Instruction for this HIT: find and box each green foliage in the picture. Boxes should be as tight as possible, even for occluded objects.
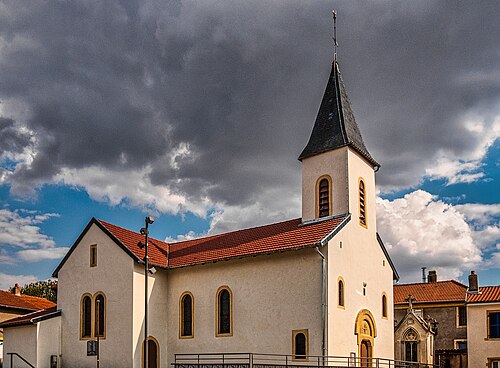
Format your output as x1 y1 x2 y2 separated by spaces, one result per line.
10 280 58 303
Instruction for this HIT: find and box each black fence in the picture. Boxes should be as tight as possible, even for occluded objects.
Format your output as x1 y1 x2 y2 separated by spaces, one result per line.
173 353 438 368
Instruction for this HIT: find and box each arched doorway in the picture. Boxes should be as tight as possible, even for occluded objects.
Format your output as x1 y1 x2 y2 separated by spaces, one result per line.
355 309 377 367
142 336 159 368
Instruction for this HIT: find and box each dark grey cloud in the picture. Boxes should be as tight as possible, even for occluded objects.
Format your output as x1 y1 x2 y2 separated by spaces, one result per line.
0 1 499 208
0 117 31 157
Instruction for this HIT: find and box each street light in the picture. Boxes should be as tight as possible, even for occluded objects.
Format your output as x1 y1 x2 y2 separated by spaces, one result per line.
138 216 154 368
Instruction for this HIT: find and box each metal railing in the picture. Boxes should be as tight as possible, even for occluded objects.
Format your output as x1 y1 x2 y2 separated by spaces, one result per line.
173 352 438 368
6 352 36 368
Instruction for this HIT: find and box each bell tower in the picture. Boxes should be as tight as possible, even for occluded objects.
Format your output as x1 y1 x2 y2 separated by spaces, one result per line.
299 60 379 228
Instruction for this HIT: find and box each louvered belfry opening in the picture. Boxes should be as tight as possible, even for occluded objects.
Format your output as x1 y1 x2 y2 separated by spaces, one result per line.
359 180 366 226
318 178 330 217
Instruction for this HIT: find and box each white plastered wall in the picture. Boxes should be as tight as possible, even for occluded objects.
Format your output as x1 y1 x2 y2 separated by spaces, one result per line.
301 147 349 222
57 223 135 368
165 249 323 365
132 263 169 368
2 325 37 368
467 303 500 368
37 315 61 368
302 148 394 359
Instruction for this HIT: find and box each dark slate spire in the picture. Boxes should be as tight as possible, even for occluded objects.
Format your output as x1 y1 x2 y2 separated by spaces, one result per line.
298 62 379 168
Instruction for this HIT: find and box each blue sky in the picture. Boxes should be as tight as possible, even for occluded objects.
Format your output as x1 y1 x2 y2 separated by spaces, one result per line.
0 1 499 289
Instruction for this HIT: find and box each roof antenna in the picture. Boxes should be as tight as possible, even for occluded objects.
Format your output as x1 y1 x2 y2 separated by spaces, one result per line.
332 10 338 64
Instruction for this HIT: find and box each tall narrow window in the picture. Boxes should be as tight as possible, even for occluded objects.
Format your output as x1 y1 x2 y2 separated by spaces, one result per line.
180 292 194 338
90 244 97 267
216 287 232 336
292 330 308 360
338 279 345 307
457 306 467 327
317 177 331 218
488 311 500 338
382 294 388 318
81 294 92 339
94 293 106 338
359 179 367 227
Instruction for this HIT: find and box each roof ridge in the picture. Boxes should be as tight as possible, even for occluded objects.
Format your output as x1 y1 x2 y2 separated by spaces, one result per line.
395 280 466 287
97 219 169 246
169 217 302 246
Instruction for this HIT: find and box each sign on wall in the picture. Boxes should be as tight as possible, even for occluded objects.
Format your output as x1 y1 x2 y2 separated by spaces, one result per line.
87 340 98 356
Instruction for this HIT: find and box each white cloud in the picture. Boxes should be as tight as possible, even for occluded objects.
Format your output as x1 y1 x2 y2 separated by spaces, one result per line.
455 203 500 225
54 165 211 218
424 115 499 186
0 272 38 290
0 209 68 263
0 209 58 248
377 190 483 282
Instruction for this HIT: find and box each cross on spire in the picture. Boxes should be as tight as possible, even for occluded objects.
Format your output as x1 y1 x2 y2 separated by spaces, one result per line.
332 10 338 63
405 294 416 310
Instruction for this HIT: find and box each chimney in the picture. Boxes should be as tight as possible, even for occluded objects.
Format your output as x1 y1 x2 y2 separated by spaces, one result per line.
468 271 479 293
427 270 437 283
13 283 21 296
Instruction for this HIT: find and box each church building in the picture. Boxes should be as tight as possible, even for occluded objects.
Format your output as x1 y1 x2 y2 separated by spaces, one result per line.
1 57 398 368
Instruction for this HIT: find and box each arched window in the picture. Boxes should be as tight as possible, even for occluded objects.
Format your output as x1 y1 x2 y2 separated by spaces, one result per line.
216 286 232 336
338 279 345 307
180 292 194 338
292 330 308 360
403 329 419 362
359 178 367 227
94 293 106 338
81 294 92 339
316 176 332 218
382 294 388 318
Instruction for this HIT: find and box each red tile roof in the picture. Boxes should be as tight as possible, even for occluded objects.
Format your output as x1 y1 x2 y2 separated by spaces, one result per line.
98 220 169 267
467 285 500 303
0 290 56 311
97 216 347 269
0 306 59 328
394 280 467 305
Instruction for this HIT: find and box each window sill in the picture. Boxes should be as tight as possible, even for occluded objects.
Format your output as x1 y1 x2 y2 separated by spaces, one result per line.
337 305 345 310
179 335 194 339
484 337 500 341
216 332 233 337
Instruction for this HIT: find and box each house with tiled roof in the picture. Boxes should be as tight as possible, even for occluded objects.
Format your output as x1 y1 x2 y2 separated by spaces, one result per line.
0 285 56 367
465 272 500 368
2 51 400 367
394 271 468 366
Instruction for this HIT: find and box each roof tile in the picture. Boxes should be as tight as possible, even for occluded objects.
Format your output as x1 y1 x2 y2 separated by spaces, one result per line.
467 285 500 303
0 290 56 311
394 281 467 305
98 216 347 269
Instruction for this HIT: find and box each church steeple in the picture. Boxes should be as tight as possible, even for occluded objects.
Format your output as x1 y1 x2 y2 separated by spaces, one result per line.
298 61 379 169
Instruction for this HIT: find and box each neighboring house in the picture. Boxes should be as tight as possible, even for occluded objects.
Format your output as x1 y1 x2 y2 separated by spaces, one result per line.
466 272 500 368
0 306 61 368
0 285 56 367
394 272 468 367
2 57 399 367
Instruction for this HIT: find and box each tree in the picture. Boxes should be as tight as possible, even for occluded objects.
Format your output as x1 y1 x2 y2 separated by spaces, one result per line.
10 280 58 303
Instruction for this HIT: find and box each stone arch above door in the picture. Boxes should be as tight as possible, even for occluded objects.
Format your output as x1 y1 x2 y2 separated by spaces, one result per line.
354 309 377 361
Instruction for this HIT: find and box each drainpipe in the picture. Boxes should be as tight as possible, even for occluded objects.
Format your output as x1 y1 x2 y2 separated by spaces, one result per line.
315 247 327 360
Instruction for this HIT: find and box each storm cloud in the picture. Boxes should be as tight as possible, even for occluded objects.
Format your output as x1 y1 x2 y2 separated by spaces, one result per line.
0 0 499 221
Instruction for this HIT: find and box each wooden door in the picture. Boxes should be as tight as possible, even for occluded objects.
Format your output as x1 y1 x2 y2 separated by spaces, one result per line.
360 341 370 367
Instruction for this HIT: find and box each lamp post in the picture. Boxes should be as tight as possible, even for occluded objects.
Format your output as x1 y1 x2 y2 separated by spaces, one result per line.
138 216 154 368
96 299 100 368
